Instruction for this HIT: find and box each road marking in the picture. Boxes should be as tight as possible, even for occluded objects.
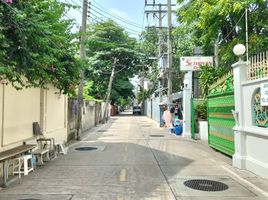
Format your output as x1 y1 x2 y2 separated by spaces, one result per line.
120 169 127 182
221 165 268 197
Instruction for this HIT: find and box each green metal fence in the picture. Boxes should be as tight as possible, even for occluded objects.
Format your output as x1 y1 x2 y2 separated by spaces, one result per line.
207 71 235 156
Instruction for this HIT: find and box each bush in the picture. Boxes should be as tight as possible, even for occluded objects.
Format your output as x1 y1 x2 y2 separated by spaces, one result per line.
196 100 207 120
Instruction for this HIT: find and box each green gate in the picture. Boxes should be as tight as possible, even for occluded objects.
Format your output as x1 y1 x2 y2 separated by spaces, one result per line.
207 71 235 156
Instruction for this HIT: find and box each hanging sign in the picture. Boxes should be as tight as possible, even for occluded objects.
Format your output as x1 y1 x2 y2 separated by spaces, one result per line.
261 82 268 106
180 56 213 71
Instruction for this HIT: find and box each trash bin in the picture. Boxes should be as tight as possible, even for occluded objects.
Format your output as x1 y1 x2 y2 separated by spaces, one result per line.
175 126 183 135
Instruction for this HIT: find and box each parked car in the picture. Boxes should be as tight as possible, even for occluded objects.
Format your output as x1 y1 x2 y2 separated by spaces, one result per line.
133 106 141 115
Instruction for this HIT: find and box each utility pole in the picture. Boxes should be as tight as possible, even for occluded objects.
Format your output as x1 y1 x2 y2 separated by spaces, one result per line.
167 0 173 106
145 1 175 103
145 2 166 102
77 0 88 140
103 58 118 121
158 3 164 103
141 65 145 114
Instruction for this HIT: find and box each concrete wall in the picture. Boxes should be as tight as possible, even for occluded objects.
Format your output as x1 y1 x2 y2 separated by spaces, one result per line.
240 78 268 179
232 61 268 180
67 99 106 141
82 101 96 132
41 87 68 143
0 84 40 151
0 84 68 152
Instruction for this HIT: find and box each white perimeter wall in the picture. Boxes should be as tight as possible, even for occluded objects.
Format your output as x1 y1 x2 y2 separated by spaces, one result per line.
240 78 268 179
0 83 68 152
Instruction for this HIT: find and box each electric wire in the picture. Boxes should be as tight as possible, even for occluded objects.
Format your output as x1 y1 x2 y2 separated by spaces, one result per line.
221 11 246 43
64 0 160 37
89 7 162 36
89 0 142 27
64 0 143 36
89 12 105 23
89 7 143 34
89 3 144 29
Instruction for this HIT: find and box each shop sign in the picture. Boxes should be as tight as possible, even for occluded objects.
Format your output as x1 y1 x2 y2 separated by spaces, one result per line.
180 56 213 71
261 82 268 106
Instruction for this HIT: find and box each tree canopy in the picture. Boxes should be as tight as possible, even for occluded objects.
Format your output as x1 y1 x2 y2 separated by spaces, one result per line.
0 0 82 93
176 0 268 65
85 20 141 104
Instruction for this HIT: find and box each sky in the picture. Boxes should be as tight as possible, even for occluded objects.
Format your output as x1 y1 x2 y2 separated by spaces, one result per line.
64 0 146 37
64 0 178 38
63 0 177 89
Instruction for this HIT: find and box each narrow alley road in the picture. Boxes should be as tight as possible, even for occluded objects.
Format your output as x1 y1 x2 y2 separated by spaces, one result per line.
0 111 268 200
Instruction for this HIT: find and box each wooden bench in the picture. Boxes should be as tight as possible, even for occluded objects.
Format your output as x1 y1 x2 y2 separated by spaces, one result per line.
0 144 36 188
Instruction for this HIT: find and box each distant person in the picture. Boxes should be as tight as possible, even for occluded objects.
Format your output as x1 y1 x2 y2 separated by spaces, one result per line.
174 104 183 120
162 105 172 128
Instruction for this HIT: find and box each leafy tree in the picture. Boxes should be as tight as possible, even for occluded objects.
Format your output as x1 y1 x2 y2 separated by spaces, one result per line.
85 20 141 104
0 0 82 93
118 96 131 109
176 0 268 65
199 65 227 98
138 28 161 96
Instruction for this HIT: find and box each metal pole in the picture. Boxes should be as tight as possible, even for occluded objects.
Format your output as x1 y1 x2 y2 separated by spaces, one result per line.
77 0 88 140
245 8 249 65
141 65 145 114
214 43 219 67
167 0 173 106
158 3 163 103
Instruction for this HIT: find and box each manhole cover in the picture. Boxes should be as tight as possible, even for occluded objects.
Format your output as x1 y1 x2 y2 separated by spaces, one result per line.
184 179 229 192
97 130 107 132
150 135 164 137
75 147 98 151
19 199 40 200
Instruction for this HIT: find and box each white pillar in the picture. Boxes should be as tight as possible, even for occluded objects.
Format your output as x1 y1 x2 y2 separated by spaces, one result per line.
232 61 247 169
183 71 192 136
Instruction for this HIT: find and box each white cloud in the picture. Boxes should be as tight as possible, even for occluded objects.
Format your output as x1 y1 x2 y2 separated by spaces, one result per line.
108 8 132 21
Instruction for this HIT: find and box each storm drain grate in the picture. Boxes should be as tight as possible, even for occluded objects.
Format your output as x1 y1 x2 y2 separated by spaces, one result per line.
150 135 164 137
184 179 229 192
75 147 98 151
19 199 41 200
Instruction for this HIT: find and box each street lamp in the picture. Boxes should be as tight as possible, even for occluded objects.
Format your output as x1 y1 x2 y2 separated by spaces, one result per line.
233 44 246 61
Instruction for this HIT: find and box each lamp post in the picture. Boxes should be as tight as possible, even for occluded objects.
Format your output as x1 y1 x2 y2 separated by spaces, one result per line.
233 44 246 61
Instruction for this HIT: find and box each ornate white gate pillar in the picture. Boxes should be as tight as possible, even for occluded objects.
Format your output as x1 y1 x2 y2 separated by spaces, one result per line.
183 71 192 136
232 57 248 169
